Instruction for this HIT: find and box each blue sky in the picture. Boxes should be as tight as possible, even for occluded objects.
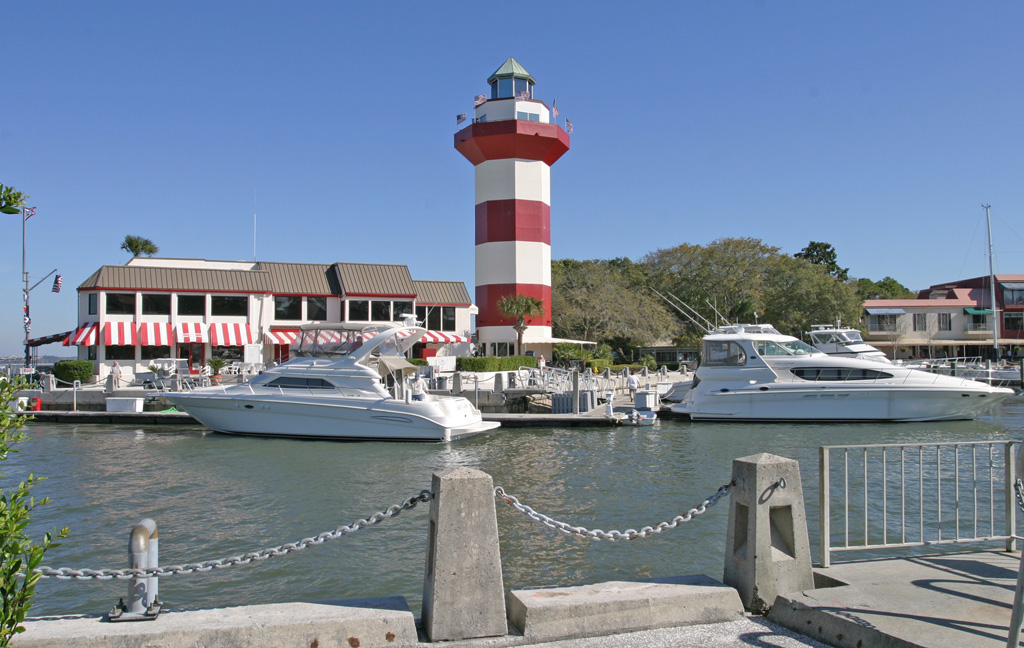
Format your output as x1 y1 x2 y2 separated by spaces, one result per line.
3 2 1024 356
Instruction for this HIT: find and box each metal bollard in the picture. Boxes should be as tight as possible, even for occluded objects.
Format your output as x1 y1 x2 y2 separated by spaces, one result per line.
72 380 80 412
108 518 161 621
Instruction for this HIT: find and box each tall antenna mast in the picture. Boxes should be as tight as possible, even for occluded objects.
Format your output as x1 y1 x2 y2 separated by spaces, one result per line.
982 204 999 359
253 189 258 262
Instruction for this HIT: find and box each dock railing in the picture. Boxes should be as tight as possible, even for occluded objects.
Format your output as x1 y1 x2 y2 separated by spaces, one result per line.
819 440 1021 567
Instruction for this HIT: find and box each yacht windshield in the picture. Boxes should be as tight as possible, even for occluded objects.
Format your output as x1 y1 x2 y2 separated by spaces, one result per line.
837 331 864 343
757 339 818 356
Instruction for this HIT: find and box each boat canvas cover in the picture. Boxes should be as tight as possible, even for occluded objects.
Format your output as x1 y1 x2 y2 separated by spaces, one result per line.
376 355 417 377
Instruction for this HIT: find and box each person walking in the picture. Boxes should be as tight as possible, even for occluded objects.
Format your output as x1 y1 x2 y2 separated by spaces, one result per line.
626 371 640 400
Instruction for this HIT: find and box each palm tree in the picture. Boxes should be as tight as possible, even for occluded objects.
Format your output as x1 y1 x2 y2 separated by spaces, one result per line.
121 235 159 257
497 294 544 356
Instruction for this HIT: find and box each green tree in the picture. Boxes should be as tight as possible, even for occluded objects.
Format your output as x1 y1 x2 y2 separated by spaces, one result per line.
120 235 159 257
0 184 28 215
794 241 849 281
497 294 544 356
551 258 675 353
761 256 862 337
852 276 915 301
1 378 69 646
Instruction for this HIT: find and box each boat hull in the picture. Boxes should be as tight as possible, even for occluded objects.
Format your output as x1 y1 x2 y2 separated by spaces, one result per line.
165 392 499 441
673 385 1014 422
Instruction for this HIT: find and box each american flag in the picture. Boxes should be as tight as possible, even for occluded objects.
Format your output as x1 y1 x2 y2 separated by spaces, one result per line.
517 88 530 101
552 99 559 118
24 206 36 221
52 274 62 293
474 94 486 107
456 113 467 125
565 119 573 133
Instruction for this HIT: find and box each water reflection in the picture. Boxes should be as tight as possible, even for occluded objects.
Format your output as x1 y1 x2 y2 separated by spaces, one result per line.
6 396 1023 617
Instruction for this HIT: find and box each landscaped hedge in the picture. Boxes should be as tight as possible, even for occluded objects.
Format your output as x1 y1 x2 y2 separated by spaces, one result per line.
456 356 538 372
53 360 95 384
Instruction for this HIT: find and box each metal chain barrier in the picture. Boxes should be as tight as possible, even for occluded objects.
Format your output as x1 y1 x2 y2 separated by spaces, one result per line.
1015 479 1024 513
35 489 433 580
494 478 738 541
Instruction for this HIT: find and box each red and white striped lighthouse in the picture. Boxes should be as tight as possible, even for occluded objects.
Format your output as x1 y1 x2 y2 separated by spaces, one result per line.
455 57 570 354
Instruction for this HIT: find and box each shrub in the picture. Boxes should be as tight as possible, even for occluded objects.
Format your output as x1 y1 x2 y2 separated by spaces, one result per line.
456 356 537 372
52 360 94 385
409 358 429 366
1 378 69 645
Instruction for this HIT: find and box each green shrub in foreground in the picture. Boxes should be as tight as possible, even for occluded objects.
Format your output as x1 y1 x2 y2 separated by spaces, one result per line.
1 378 69 646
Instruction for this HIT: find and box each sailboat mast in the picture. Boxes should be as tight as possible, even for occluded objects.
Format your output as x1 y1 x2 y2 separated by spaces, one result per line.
983 204 999 359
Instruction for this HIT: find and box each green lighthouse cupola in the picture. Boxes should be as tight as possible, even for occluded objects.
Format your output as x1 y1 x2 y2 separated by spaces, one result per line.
488 57 536 100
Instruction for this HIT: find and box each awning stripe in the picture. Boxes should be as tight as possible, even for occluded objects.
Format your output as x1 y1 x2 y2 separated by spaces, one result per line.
209 323 256 346
65 322 99 346
103 322 137 346
139 323 173 346
264 329 299 345
176 322 207 344
420 331 471 344
28 330 75 347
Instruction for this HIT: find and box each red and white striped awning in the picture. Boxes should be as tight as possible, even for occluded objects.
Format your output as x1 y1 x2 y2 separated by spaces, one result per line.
103 322 137 346
264 329 299 345
209 323 257 346
176 322 207 344
138 323 174 346
64 322 99 346
420 331 471 344
28 330 75 347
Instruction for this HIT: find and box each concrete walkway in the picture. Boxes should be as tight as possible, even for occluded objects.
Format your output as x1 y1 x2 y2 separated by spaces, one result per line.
770 549 1023 648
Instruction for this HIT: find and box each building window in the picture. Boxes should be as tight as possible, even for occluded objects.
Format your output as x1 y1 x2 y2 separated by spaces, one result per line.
392 301 413 322
275 296 301 320
913 313 927 331
938 312 952 331
141 345 171 361
371 301 391 321
1005 313 1024 332
105 345 135 361
88 293 98 315
515 111 540 122
489 342 512 357
869 315 899 332
418 306 442 330
307 297 327 321
1005 288 1024 306
142 294 171 315
348 300 369 321
441 307 456 331
177 295 205 316
211 345 244 361
212 296 247 317
106 293 136 315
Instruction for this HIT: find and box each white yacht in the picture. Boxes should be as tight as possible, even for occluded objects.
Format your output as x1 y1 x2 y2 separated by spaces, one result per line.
672 324 1015 422
807 323 890 362
165 323 500 441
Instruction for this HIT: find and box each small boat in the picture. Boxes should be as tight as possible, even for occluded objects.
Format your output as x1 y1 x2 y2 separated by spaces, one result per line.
673 324 1015 422
165 323 500 441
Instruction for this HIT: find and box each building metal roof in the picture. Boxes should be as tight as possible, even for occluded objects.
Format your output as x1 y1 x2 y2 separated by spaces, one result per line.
487 57 536 84
79 265 273 293
334 262 415 297
78 259 459 302
260 262 339 295
413 280 472 306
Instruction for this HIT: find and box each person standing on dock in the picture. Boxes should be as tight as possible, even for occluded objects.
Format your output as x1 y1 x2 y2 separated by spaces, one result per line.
626 371 640 400
410 374 427 401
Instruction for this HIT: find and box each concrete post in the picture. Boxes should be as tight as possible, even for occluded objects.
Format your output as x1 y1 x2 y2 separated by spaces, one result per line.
453 372 463 394
493 372 505 394
422 467 506 641
571 371 580 415
723 453 813 614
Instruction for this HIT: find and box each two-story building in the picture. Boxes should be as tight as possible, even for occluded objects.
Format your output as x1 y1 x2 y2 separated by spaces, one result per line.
863 274 1024 360
66 257 475 379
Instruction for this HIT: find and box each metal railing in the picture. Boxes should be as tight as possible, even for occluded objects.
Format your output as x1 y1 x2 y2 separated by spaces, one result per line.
819 440 1020 567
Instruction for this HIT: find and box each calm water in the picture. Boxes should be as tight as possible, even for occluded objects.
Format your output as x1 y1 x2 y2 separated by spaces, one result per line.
8 396 1024 618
